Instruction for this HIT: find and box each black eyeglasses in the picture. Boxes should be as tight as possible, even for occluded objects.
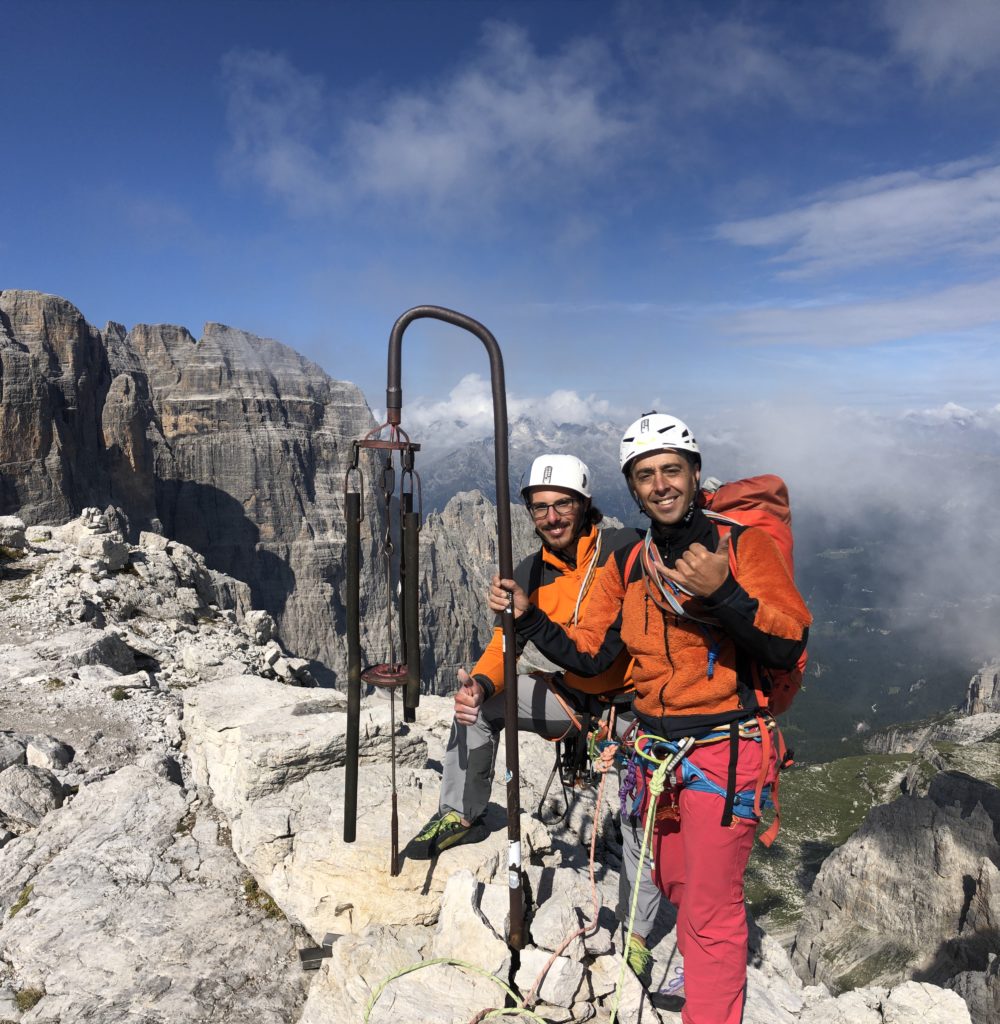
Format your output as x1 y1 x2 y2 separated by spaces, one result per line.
527 497 579 520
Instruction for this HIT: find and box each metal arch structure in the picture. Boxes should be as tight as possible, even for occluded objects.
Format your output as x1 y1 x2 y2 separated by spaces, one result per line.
388 305 523 950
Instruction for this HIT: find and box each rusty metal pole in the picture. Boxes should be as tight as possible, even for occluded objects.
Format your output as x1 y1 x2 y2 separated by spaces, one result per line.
401 495 421 721
343 483 363 843
385 306 523 950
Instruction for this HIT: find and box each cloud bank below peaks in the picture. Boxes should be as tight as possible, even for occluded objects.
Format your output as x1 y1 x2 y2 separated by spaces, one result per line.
386 373 619 448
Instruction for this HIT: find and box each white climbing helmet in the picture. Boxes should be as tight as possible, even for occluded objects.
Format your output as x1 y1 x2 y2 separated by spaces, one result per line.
619 412 700 476
520 454 591 501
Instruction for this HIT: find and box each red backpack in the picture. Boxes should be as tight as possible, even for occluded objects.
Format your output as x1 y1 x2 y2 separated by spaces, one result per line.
700 474 806 716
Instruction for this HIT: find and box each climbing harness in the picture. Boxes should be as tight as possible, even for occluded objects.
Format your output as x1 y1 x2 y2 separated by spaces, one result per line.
609 735 694 1023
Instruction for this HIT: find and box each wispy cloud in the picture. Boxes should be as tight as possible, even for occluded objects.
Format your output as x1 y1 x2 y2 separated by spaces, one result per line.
717 158 1000 276
718 276 1000 347
618 3 883 120
221 24 630 217
882 0 1000 84
221 50 340 214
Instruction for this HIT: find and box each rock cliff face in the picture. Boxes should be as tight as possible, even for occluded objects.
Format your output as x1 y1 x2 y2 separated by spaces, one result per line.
0 291 573 696
791 770 1000 1022
416 490 538 690
965 659 1000 715
1 290 390 684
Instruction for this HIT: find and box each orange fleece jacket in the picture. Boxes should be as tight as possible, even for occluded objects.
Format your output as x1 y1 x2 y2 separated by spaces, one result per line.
472 524 637 697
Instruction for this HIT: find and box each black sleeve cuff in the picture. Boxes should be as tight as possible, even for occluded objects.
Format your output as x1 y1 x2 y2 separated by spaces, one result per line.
473 674 496 700
702 574 740 607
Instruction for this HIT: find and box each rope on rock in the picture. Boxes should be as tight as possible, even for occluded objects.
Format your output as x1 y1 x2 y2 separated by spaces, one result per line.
364 710 628 1023
362 957 546 1024
521 708 616 1010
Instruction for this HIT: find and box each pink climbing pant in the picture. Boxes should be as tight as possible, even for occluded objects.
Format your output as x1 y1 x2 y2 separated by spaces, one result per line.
650 737 777 1024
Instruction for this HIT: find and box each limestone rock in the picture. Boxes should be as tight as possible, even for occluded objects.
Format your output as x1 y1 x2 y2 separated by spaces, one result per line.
0 290 388 688
416 490 547 692
25 735 74 771
0 766 306 1023
965 659 1000 715
514 946 585 1007
184 677 551 940
948 953 1000 1024
242 609 276 644
431 869 511 978
0 764 63 828
0 516 25 550
881 980 972 1022
0 736 26 773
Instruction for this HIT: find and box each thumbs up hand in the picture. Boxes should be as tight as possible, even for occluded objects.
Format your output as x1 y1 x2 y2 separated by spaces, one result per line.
653 531 731 597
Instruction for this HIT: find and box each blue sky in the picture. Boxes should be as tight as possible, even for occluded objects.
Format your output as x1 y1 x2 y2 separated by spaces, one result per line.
4 0 1000 429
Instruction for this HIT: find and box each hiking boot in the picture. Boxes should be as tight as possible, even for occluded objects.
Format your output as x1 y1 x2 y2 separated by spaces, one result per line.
405 810 488 860
626 936 653 986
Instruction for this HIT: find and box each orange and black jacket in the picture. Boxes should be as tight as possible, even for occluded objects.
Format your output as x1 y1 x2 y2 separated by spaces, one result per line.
513 510 811 739
473 523 640 698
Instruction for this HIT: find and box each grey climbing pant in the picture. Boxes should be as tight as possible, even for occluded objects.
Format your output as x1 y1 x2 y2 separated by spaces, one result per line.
439 671 661 941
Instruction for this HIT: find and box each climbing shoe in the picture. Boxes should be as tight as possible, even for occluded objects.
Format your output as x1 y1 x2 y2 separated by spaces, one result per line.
405 810 488 860
626 936 653 986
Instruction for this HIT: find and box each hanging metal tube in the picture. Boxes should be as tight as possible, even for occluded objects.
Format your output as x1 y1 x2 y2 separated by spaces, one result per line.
343 488 363 843
385 305 523 950
401 501 421 721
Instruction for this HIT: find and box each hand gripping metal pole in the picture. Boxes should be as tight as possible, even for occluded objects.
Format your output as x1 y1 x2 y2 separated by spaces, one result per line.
386 305 524 950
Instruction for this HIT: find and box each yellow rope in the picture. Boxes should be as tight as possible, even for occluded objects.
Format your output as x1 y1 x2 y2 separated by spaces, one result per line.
362 957 547 1024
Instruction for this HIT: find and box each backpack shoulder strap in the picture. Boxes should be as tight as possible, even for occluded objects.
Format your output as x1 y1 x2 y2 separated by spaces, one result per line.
704 512 746 576
621 540 643 584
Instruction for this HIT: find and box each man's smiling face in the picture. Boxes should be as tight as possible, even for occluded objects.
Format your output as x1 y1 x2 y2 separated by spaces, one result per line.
525 486 584 552
629 450 700 526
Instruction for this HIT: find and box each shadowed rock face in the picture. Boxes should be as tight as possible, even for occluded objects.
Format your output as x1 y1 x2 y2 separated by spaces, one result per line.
0 290 388 683
791 770 1000 1016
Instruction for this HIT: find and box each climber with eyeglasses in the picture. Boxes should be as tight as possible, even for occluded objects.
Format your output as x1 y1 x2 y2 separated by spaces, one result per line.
407 452 665 981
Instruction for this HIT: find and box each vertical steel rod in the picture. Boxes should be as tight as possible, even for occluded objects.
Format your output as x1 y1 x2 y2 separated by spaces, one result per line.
390 688 399 875
385 305 523 950
402 503 421 720
343 490 362 843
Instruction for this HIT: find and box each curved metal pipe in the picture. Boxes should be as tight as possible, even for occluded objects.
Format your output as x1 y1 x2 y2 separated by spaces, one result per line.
386 305 523 950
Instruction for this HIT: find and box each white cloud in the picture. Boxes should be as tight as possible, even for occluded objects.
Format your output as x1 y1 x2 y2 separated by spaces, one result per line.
221 25 630 216
883 0 1000 84
393 373 618 443
346 23 629 206
718 275 1000 347
717 159 1000 276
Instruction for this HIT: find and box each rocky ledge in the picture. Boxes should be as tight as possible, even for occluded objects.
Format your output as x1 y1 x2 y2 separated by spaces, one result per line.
0 514 978 1023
